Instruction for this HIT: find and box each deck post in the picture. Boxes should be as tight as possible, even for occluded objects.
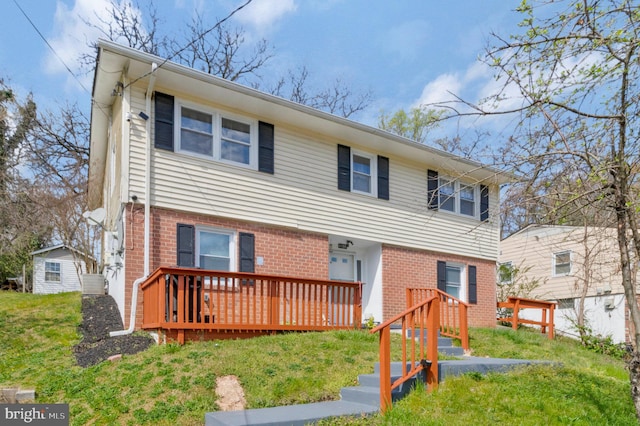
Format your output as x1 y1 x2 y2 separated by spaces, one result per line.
426 296 439 391
512 299 520 331
379 327 392 413
459 302 469 350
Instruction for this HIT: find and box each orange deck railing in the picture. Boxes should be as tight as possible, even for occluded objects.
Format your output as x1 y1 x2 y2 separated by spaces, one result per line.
140 267 362 343
406 288 469 350
370 295 439 413
497 296 556 339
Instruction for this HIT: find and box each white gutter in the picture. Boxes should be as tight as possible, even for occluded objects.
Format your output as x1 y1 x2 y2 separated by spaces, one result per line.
111 62 157 337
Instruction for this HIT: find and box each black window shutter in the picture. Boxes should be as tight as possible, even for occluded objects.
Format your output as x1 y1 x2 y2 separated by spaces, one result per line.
337 144 351 191
258 121 275 174
377 155 389 200
176 224 194 267
480 185 489 221
239 232 255 273
155 92 174 151
437 260 447 292
427 169 439 210
468 265 477 304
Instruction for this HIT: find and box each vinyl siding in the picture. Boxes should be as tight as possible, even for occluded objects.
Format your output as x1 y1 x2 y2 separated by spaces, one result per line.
105 95 123 228
32 248 85 294
128 86 147 203
500 226 624 300
126 87 500 261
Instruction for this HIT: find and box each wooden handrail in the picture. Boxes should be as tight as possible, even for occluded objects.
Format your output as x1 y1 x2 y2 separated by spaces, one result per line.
370 296 439 413
140 267 363 343
497 296 556 339
406 288 469 350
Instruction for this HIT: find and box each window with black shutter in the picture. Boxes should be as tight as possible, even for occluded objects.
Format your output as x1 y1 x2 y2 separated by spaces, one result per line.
176 224 195 267
153 91 274 173
337 144 389 199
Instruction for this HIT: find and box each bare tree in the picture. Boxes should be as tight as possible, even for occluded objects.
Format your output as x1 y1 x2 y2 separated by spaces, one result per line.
268 66 372 118
81 0 371 118
437 0 640 417
0 80 51 283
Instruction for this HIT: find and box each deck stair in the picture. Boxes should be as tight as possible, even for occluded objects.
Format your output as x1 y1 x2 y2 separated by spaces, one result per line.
205 336 541 426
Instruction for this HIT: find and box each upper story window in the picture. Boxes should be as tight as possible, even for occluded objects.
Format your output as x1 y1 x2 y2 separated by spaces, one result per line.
337 145 389 200
553 251 572 276
427 169 489 221
438 176 479 218
154 92 275 174
176 102 257 167
352 151 376 195
45 261 61 282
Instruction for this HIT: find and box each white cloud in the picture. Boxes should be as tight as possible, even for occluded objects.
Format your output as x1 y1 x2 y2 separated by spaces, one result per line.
234 0 297 32
45 0 145 92
413 73 464 108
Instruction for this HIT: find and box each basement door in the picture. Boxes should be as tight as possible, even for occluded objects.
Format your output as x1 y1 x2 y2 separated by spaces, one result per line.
329 253 355 325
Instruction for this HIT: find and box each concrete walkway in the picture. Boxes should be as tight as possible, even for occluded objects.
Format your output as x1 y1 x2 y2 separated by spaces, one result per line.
205 337 546 426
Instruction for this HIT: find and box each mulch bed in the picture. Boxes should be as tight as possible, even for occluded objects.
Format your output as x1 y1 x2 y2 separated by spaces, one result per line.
73 295 154 368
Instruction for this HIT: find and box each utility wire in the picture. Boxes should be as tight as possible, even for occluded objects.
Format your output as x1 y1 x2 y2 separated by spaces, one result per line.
12 0 91 95
123 0 254 89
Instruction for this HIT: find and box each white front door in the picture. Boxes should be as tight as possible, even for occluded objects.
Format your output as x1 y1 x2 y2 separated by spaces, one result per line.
329 253 355 281
329 253 355 325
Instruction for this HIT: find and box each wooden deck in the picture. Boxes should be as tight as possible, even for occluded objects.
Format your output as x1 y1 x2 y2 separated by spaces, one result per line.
140 267 363 343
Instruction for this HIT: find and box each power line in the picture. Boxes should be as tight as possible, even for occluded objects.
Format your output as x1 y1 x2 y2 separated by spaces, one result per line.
124 0 254 90
12 0 91 95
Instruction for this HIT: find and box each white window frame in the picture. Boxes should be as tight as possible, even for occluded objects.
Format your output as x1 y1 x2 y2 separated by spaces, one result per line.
351 149 378 196
195 227 236 271
553 251 572 277
498 261 514 285
175 99 258 169
557 298 574 310
45 261 61 282
445 263 466 302
438 176 479 218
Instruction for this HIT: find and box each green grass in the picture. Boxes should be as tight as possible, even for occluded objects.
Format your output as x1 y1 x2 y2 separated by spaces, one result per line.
1 293 636 425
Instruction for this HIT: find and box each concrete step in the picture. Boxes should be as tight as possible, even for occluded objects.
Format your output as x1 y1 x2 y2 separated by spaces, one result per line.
205 400 378 426
439 357 548 381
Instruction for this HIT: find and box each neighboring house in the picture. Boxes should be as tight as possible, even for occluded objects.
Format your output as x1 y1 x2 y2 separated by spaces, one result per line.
31 245 87 294
499 225 628 343
88 40 513 332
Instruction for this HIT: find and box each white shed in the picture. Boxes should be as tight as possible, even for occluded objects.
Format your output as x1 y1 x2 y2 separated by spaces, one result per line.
31 245 87 294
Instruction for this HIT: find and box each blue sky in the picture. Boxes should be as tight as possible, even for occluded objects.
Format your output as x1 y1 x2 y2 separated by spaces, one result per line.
0 0 522 144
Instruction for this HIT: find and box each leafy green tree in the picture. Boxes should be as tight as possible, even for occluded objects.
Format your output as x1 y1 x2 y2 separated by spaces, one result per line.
378 107 442 144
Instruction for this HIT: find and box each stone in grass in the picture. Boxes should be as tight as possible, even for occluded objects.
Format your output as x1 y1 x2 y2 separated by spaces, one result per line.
2 388 18 403
15 390 35 403
108 354 123 362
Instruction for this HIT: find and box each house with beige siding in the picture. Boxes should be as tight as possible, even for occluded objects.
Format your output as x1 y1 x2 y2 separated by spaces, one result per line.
88 40 512 334
499 225 629 343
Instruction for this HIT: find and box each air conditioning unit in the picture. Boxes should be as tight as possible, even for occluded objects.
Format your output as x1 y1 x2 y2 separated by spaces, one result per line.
604 297 615 310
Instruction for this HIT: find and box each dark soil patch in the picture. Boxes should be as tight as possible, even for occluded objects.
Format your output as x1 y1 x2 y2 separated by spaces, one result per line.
73 295 154 367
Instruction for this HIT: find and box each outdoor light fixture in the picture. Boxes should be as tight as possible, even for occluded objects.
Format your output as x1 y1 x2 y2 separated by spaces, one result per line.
337 240 354 250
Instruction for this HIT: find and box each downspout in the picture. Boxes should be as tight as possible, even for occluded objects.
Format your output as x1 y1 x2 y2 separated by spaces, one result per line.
111 62 158 337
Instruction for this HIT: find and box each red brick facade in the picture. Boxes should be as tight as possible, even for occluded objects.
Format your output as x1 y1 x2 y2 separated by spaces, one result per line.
381 245 497 327
122 205 497 329
123 205 328 328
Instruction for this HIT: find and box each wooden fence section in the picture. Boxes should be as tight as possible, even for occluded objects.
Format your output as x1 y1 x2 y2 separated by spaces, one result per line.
497 296 556 339
141 267 362 343
406 288 469 350
370 295 439 413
